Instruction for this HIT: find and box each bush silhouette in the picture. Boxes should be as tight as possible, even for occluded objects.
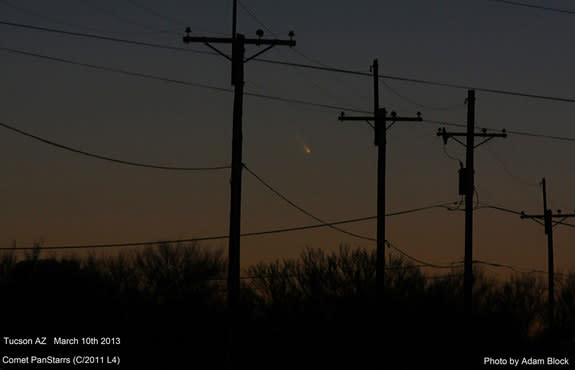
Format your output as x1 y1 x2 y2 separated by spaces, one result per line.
1 243 573 369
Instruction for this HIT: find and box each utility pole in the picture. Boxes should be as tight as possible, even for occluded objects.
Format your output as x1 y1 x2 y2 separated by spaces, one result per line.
437 90 506 317
183 22 294 313
339 59 422 304
183 7 295 368
520 178 575 331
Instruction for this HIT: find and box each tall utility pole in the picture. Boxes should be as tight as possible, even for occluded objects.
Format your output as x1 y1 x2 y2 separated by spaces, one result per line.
339 59 422 303
437 90 506 317
183 23 294 313
183 8 295 368
521 178 575 330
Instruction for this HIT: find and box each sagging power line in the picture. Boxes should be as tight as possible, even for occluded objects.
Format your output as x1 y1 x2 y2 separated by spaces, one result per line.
0 201 461 251
0 120 230 171
488 0 575 15
2 20 575 104
4 47 575 144
244 164 375 242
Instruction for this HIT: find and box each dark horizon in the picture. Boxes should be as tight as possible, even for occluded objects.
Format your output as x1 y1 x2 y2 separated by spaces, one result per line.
1 243 573 369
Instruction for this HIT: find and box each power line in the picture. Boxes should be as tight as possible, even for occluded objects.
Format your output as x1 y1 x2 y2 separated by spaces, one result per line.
0 47 368 114
478 203 575 229
5 46 575 144
503 129 575 143
473 259 549 275
0 120 230 171
5 44 575 145
484 145 539 188
488 0 575 15
0 201 463 251
243 164 376 242
0 20 209 54
80 1 179 35
124 0 187 25
254 59 575 104
424 119 575 143
0 0 131 35
2 20 575 104
236 0 369 113
379 78 465 111
237 0 273 35
0 216 380 251
244 163 460 242
386 240 460 269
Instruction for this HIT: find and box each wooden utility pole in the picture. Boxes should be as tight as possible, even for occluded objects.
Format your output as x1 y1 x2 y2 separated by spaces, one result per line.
437 90 506 317
521 178 575 330
183 24 294 313
339 59 422 304
183 8 295 367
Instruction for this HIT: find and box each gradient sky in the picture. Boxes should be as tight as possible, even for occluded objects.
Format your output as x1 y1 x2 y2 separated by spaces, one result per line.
1 0 575 274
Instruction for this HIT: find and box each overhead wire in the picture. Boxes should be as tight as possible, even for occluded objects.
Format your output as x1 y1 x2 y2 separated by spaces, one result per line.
6 46 575 145
423 118 575 143
244 163 462 242
252 59 575 104
1 201 566 277
2 20 575 104
121 0 229 36
124 0 187 25
379 78 466 111
243 164 376 242
473 260 548 275
0 216 376 251
235 0 467 112
0 0 136 35
236 0 368 113
0 47 368 114
488 0 575 15
0 201 463 252
0 20 210 54
478 203 575 229
0 120 230 171
484 145 540 188
80 1 180 35
386 240 461 269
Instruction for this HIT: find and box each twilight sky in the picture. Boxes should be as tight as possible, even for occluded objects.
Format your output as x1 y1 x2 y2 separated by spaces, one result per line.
1 0 575 274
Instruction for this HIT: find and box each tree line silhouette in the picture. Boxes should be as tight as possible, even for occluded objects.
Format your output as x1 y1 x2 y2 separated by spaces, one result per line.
0 243 573 369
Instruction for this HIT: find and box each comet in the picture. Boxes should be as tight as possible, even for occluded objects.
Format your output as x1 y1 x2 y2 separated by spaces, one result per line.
295 135 311 155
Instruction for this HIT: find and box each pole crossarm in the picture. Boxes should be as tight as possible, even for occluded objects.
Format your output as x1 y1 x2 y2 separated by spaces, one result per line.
521 212 575 219
437 128 507 146
340 109 422 146
338 113 374 121
519 211 575 218
339 111 422 122
182 35 295 47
